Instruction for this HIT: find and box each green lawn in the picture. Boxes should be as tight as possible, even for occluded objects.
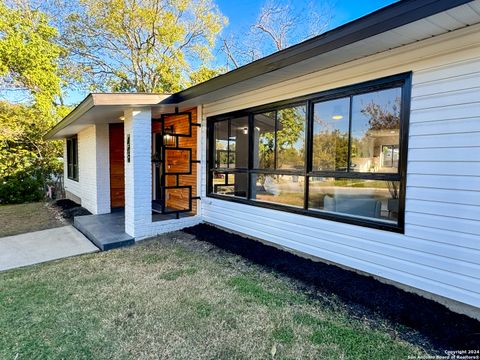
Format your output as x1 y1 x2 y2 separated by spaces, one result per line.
0 231 427 359
0 202 65 237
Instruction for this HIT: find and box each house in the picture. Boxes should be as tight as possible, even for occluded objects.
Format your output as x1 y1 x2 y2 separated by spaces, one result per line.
46 0 480 320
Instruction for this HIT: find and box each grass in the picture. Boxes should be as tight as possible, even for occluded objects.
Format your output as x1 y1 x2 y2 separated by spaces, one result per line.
0 231 427 359
0 202 65 237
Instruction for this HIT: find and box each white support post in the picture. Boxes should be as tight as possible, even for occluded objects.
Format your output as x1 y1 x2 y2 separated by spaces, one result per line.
124 107 152 238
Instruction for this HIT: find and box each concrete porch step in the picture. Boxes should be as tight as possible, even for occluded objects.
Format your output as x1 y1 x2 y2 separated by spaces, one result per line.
73 212 134 251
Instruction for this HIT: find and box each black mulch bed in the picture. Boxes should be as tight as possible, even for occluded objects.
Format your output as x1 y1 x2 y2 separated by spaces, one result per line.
53 199 91 222
184 223 480 351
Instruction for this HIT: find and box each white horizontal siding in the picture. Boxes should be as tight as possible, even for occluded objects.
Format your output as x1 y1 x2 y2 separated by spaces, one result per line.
198 25 480 311
408 162 480 176
407 174 480 191
410 118 480 135
408 148 479 162
203 200 480 307
410 102 480 123
409 133 480 149
406 212 480 236
407 187 480 206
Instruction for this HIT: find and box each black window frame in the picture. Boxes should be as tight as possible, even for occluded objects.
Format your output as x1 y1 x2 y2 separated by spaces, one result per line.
207 73 411 233
67 135 79 181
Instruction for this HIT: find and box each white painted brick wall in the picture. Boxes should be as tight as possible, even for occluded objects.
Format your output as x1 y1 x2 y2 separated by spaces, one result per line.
124 108 153 237
63 124 110 214
123 107 203 238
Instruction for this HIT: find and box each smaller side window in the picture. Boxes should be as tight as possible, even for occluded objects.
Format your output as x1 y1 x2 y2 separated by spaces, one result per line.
67 136 78 181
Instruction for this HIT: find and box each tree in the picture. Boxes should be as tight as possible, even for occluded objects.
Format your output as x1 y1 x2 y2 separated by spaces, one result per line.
257 107 306 169
62 0 227 93
189 65 223 86
0 102 63 203
0 2 66 203
221 0 331 69
362 97 401 131
0 1 64 112
312 130 349 171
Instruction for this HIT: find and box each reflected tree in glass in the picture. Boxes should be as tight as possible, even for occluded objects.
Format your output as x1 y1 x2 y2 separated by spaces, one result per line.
255 112 276 169
351 88 401 173
276 106 306 170
312 97 350 171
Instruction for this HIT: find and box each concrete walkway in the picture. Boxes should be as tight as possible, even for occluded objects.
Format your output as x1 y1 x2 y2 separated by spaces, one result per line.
0 226 99 272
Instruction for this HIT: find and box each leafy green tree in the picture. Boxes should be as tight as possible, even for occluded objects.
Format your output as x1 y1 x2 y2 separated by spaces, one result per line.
189 66 223 86
0 2 64 112
276 107 305 168
63 0 227 93
257 107 306 169
0 102 63 203
0 3 66 203
312 130 349 171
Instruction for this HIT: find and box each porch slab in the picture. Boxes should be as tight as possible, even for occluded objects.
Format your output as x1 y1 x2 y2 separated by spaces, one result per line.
74 211 134 251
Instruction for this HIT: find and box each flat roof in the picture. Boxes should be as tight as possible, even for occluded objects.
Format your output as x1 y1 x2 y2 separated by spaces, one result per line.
45 93 170 139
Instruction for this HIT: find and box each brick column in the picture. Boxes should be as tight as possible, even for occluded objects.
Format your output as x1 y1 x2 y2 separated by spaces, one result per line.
124 108 152 237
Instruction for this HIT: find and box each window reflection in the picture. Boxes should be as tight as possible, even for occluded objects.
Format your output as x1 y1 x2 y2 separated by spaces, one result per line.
212 172 248 197
251 174 304 207
351 88 401 173
214 121 228 168
254 112 275 169
276 106 306 170
308 178 399 223
209 77 406 230
229 116 249 168
253 106 306 170
312 98 350 171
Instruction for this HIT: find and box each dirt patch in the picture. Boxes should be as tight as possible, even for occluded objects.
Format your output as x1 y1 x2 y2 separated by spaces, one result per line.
184 223 480 351
0 202 66 237
52 199 91 222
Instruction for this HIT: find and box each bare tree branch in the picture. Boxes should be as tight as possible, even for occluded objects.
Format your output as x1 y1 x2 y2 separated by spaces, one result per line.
221 0 332 68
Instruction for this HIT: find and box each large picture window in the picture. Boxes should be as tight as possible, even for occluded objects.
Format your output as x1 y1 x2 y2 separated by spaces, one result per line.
208 74 410 232
67 135 78 181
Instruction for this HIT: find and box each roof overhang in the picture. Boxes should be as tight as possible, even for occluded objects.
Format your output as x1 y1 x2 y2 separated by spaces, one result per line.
45 93 170 139
165 0 479 107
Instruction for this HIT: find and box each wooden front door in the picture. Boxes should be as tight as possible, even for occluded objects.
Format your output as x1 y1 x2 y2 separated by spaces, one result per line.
151 108 198 216
109 124 125 208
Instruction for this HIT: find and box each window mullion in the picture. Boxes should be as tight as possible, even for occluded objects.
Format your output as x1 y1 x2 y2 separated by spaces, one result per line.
274 110 278 170
304 100 313 210
247 113 253 199
227 119 231 169
346 95 353 175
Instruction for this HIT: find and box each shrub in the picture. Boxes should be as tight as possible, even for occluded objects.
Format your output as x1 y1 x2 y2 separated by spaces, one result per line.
0 168 47 204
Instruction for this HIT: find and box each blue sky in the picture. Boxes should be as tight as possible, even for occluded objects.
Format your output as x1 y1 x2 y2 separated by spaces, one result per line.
2 0 398 106
216 0 398 36
74 0 398 105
